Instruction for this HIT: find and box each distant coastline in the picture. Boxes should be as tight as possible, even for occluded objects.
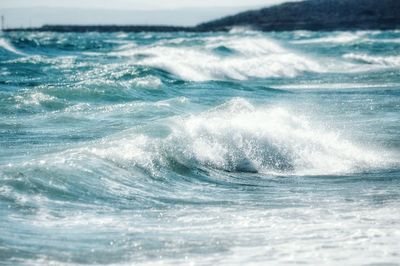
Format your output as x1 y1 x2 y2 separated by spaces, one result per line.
3 0 400 32
3 25 194 33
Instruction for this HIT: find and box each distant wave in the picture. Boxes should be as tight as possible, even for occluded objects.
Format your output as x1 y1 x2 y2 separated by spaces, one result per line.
110 35 324 81
14 92 58 107
343 53 400 67
131 76 162 89
274 82 400 90
7 31 399 83
0 38 26 56
292 32 364 44
292 31 400 45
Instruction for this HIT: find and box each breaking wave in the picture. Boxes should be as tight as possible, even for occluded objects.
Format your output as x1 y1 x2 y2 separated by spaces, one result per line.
111 35 324 81
9 99 393 180
292 32 365 44
2 30 400 266
91 99 391 175
343 53 400 67
0 37 26 56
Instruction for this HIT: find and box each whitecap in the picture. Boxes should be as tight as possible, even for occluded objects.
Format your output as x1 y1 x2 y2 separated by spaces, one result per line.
292 32 364 44
131 76 162 89
14 92 58 107
0 38 26 56
108 35 324 81
87 98 394 176
137 45 323 81
343 53 400 67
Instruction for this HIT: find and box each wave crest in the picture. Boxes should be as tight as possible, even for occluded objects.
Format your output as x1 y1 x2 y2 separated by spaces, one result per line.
0 38 26 56
112 35 323 81
88 99 390 176
343 53 400 67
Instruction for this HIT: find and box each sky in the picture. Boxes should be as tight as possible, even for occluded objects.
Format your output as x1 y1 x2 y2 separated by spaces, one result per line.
1 0 291 10
0 0 295 28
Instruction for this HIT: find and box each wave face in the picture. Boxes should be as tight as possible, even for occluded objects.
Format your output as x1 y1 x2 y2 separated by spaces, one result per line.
0 37 26 56
121 35 324 81
1 30 400 265
86 98 391 176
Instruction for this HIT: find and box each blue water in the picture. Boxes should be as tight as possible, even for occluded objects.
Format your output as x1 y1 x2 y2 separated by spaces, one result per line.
1 29 400 265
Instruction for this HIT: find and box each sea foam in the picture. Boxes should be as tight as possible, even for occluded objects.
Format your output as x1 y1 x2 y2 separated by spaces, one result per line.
111 35 323 81
0 38 26 56
85 99 392 176
343 53 400 67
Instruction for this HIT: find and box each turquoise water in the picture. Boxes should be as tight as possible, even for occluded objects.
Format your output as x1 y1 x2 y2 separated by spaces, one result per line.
1 30 400 265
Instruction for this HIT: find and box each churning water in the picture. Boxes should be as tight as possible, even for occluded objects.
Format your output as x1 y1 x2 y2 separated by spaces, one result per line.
1 29 400 265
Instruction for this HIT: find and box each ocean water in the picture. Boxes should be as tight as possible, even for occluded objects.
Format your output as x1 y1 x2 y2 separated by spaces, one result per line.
0 29 400 265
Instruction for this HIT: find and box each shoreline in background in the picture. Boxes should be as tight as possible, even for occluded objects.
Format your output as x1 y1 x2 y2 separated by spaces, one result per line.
3 23 400 33
3 25 195 33
3 0 400 33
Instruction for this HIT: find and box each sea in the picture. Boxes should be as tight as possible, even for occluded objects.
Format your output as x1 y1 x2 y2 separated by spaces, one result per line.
0 29 400 265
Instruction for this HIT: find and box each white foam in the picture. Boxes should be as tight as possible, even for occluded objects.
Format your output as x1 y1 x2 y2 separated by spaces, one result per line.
14 92 58 107
131 76 162 89
141 47 321 81
372 38 400 44
228 26 257 34
274 82 399 90
292 32 364 44
89 98 393 176
343 53 400 67
6 55 77 69
110 35 324 81
0 38 26 56
169 99 387 175
115 42 137 51
205 35 285 55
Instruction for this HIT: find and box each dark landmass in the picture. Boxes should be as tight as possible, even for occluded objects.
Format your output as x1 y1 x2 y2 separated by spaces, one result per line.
197 0 400 31
4 0 400 32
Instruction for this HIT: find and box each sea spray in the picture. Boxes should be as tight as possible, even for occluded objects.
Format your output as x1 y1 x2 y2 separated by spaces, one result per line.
0 30 400 265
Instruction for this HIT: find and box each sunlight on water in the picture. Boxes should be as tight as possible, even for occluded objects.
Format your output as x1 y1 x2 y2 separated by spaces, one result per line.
0 30 400 265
